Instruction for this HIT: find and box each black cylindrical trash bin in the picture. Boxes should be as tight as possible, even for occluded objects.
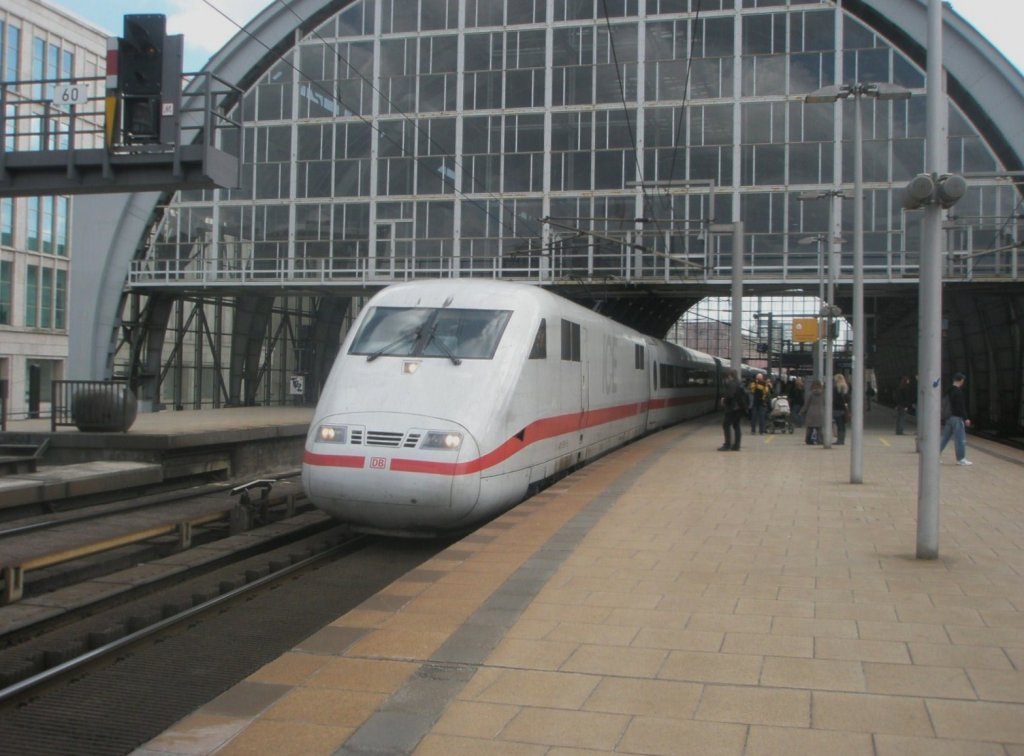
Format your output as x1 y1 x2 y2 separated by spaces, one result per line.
72 384 138 432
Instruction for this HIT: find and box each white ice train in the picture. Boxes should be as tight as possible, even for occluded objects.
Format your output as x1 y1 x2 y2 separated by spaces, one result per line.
302 279 727 536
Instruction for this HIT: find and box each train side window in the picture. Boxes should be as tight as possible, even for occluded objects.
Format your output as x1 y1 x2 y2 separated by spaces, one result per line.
529 318 547 359
652 361 658 390
635 343 644 369
560 319 580 362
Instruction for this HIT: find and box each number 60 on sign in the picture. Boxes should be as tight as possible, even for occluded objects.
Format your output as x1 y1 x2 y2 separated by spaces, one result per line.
52 83 91 108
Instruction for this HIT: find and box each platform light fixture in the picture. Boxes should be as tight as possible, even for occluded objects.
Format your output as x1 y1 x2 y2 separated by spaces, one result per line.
903 172 967 210
797 235 828 383
752 311 775 378
916 0 967 560
709 222 746 376
796 189 847 449
805 81 911 483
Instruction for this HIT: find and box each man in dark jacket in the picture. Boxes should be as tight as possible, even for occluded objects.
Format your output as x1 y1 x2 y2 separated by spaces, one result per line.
719 369 746 451
939 372 972 465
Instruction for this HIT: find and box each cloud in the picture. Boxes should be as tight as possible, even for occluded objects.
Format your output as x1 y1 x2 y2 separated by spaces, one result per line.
165 0 263 56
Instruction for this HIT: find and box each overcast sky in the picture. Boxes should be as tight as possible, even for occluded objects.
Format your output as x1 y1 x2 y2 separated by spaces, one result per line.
50 0 1024 77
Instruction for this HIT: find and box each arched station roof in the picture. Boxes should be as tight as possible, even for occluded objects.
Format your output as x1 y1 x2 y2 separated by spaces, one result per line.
69 0 1024 379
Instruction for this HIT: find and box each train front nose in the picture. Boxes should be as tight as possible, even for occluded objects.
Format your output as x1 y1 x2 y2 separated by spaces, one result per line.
302 413 482 532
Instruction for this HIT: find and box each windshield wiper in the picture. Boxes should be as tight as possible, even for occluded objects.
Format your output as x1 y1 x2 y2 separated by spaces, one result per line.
424 326 462 365
366 328 420 362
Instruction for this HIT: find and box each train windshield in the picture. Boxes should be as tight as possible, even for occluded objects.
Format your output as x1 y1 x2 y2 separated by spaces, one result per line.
350 307 512 360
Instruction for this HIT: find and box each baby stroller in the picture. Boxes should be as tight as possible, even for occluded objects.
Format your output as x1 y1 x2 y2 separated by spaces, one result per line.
767 396 794 434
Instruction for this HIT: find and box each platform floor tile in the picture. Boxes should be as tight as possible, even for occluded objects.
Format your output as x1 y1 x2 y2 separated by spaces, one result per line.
135 413 1024 755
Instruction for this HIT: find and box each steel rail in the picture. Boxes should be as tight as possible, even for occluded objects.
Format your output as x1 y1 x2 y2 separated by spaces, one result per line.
0 531 368 706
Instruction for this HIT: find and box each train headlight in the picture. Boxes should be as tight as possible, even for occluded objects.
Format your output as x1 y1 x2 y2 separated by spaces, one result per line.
421 431 463 450
317 424 348 443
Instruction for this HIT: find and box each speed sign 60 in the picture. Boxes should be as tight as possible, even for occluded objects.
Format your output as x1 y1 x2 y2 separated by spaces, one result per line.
52 83 91 108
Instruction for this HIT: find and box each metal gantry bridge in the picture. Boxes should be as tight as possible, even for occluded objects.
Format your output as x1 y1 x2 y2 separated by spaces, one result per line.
123 222 1021 292
0 71 240 198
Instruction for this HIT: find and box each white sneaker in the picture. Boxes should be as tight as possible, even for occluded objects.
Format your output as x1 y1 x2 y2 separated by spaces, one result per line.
956 459 973 466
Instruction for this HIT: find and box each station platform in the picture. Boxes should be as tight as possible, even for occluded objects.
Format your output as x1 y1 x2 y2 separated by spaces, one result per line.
136 409 1024 755
0 407 314 506
0 405 314 449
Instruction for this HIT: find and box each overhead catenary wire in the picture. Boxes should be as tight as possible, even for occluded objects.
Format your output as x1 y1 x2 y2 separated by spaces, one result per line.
599 0 653 224
193 1 1022 283
199 0 533 247
591 0 706 259
663 0 703 197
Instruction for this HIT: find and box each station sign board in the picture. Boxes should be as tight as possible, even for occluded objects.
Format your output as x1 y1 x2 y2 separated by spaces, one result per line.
791 317 819 342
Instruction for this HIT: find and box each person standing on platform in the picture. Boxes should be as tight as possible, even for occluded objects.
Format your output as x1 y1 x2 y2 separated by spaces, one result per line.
800 379 826 445
940 372 973 466
718 369 746 451
748 373 770 434
833 373 850 445
895 375 913 435
787 377 805 426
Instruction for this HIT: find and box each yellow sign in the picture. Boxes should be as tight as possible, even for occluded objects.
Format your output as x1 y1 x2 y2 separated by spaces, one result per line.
791 317 819 342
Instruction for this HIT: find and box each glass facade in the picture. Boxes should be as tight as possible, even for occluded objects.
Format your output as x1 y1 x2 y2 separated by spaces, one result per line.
115 0 1024 412
3 22 22 83
0 0 120 419
137 0 1020 289
0 260 11 325
0 197 12 246
671 293 851 372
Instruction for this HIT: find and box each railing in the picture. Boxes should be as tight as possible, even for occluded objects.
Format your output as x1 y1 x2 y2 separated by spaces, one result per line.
0 76 106 157
126 236 1022 289
0 71 242 195
128 251 910 287
0 71 242 154
51 380 135 433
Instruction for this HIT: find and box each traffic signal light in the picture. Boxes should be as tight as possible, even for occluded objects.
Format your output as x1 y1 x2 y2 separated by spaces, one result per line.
119 15 165 143
120 15 165 96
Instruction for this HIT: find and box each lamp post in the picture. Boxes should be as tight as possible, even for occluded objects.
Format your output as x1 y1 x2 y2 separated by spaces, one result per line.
797 234 827 381
793 230 836 449
903 0 965 559
798 189 845 448
820 301 842 449
753 311 774 378
806 82 911 483
796 229 845 383
710 222 745 376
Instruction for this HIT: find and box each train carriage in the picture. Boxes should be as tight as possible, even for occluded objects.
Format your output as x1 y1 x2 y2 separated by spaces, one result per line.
302 279 722 536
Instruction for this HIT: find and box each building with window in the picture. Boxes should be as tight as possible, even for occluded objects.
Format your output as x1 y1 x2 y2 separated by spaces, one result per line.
0 0 105 419
71 0 1024 431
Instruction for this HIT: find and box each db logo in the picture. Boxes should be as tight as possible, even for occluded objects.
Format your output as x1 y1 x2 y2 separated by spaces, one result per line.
370 457 387 469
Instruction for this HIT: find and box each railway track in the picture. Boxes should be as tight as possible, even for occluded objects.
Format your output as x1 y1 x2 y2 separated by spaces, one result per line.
0 533 453 755
0 460 456 756
0 478 234 533
1 471 306 604
0 525 364 703
0 471 337 693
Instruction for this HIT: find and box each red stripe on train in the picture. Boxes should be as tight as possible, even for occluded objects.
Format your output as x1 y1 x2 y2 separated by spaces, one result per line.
302 451 365 468
308 393 714 476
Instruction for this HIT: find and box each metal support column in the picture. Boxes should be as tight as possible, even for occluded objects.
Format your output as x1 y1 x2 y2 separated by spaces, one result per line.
917 0 946 559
